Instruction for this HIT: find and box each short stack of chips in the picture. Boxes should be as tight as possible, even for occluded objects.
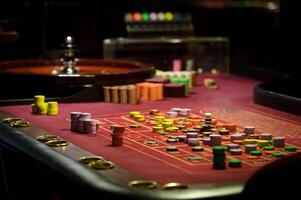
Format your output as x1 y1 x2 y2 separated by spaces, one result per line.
156 70 197 87
228 159 242 168
31 95 59 116
70 112 100 134
47 101 59 116
103 84 137 104
212 146 227 170
170 77 190 96
111 125 125 146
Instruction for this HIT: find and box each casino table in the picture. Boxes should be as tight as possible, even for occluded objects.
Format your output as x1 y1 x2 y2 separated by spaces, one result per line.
1 73 301 200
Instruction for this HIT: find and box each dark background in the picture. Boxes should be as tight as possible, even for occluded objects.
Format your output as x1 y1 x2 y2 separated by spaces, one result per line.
0 0 298 79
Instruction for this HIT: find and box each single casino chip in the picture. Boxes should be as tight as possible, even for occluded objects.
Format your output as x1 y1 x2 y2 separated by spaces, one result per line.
128 180 158 189
229 149 243 156
229 159 242 168
188 156 202 161
271 152 285 157
166 138 179 143
129 124 140 128
79 156 104 164
166 127 179 133
145 140 159 146
285 146 298 152
257 140 269 148
152 126 163 133
249 150 263 156
36 135 60 143
162 182 188 190
88 160 115 170
134 114 145 121
130 111 140 117
45 139 68 147
166 146 178 151
149 109 159 115
263 146 275 151
219 129 230 135
9 120 31 128
192 146 204 152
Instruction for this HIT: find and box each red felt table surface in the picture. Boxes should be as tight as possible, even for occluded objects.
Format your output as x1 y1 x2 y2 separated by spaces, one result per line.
1 74 301 185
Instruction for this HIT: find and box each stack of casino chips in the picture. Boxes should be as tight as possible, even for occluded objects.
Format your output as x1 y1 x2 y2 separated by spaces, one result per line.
212 146 227 170
243 126 255 135
111 125 125 146
156 70 197 87
136 82 163 101
70 112 100 134
31 95 59 116
103 84 137 104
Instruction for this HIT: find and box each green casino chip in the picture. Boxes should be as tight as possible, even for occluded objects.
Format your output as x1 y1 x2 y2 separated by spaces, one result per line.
249 150 263 156
263 146 275 151
192 147 204 152
285 146 298 152
166 146 178 151
229 159 242 168
166 138 178 143
271 152 285 157
212 146 227 154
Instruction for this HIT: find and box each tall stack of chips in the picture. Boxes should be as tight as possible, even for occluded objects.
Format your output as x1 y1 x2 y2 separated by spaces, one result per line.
77 113 92 133
103 84 138 104
110 86 119 104
31 95 59 116
118 86 128 104
127 85 137 104
111 125 125 146
70 112 81 132
103 87 110 103
136 82 163 101
212 146 227 170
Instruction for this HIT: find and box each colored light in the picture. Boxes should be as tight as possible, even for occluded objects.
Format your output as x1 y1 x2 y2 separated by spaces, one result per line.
124 13 133 22
150 12 157 21
133 12 142 22
174 12 182 21
142 12 150 21
157 12 165 21
165 12 174 21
